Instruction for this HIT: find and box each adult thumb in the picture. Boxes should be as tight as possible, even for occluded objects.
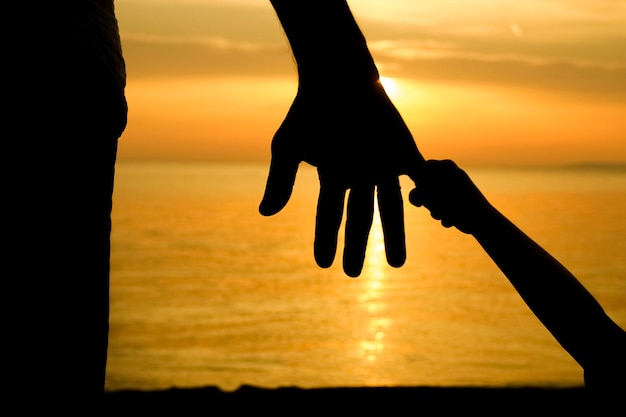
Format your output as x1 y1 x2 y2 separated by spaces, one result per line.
259 156 299 216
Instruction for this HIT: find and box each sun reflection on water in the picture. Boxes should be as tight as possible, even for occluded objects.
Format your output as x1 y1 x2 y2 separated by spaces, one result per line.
356 208 394 384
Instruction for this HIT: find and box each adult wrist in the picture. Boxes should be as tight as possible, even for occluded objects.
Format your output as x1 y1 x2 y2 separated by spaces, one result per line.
270 0 380 85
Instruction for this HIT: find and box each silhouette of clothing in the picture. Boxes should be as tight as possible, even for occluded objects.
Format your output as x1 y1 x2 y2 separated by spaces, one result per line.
6 1 126 412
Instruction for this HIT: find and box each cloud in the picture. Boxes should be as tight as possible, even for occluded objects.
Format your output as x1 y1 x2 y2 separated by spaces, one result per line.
122 32 276 53
120 31 626 102
368 39 459 61
363 20 626 101
117 0 626 101
116 0 293 78
509 22 523 38
369 38 625 70
387 56 626 101
120 33 294 78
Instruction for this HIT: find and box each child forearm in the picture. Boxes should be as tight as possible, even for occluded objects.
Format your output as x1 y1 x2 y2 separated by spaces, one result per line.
472 208 621 369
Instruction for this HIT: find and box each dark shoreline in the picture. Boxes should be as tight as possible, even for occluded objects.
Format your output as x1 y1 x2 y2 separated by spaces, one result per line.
104 385 590 414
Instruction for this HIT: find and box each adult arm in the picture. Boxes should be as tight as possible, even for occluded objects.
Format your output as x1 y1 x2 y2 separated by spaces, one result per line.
260 0 424 277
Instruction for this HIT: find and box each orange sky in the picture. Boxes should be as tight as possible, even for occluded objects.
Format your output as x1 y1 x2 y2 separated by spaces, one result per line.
114 0 626 166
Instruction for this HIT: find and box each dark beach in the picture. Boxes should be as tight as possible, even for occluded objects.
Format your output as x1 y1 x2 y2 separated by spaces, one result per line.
104 385 590 415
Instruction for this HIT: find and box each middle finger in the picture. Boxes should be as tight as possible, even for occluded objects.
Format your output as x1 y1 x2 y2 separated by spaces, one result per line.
343 184 375 277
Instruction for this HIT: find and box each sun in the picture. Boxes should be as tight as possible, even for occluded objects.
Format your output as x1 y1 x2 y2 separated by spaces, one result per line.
380 76 399 98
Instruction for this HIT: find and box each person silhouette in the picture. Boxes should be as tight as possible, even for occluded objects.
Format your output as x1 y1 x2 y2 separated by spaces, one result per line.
260 0 425 277
7 0 421 411
7 1 127 412
408 159 626 408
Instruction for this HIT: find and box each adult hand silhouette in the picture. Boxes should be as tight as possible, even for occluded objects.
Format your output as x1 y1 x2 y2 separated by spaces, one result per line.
259 78 424 277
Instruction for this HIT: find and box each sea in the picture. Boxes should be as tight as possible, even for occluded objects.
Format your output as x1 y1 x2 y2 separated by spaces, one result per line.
105 161 626 392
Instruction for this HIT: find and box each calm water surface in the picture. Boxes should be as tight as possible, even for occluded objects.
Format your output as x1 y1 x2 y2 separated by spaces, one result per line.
106 161 626 391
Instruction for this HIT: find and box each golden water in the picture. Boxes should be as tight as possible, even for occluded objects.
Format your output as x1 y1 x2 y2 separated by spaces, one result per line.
106 161 626 391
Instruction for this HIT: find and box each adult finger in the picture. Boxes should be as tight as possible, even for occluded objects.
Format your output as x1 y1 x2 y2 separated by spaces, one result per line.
403 142 427 185
314 174 346 268
377 176 406 268
259 155 299 216
343 185 375 277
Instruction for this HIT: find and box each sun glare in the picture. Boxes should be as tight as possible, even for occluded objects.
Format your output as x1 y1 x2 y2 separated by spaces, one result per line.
380 76 399 98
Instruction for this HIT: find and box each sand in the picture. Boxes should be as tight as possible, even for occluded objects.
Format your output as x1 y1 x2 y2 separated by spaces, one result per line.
104 385 591 415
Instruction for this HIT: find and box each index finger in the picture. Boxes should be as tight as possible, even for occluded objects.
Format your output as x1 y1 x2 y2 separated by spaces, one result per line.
314 171 346 268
